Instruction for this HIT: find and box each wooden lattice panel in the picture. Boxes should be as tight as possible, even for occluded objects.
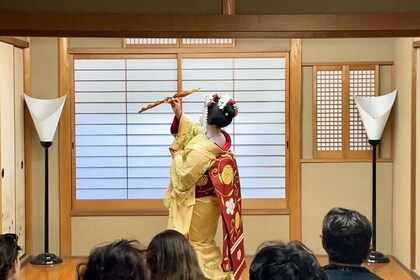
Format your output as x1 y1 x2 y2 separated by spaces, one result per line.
315 70 343 152
349 69 376 151
124 38 178 48
180 38 235 47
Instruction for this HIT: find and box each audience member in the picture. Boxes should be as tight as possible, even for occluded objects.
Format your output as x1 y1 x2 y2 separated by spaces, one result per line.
0 233 21 280
249 240 327 280
77 239 149 280
322 207 382 279
146 229 208 280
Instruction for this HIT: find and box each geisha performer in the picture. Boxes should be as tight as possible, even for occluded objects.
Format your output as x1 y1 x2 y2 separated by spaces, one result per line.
164 93 245 280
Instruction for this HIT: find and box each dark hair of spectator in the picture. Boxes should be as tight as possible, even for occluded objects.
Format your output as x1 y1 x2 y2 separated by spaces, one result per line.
0 233 21 280
77 239 149 280
146 230 207 280
322 207 372 264
250 240 328 280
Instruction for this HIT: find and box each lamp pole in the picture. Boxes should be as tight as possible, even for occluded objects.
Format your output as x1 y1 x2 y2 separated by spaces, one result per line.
367 140 390 263
30 141 62 265
42 141 51 253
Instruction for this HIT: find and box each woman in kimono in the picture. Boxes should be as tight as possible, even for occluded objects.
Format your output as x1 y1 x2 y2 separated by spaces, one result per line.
165 93 245 280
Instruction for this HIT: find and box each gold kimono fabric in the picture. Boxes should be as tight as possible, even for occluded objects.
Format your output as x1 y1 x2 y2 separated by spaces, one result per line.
165 113 245 279
165 113 218 234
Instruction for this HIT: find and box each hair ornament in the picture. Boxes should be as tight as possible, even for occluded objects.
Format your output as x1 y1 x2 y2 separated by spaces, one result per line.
202 93 239 116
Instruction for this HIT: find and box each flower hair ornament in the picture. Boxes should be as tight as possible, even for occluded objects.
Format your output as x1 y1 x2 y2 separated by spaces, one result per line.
202 93 239 117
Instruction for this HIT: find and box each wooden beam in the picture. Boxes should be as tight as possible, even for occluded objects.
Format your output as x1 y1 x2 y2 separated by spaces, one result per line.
58 38 72 257
0 37 29 48
222 0 235 15
1 13 420 37
23 47 33 256
410 45 417 270
289 39 302 241
68 47 291 54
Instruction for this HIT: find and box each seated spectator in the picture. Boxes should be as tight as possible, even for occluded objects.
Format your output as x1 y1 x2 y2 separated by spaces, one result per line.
146 229 208 280
77 239 149 280
322 207 382 280
0 233 21 280
249 240 327 280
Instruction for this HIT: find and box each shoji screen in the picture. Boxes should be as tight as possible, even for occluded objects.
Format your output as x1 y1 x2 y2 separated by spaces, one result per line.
181 57 286 199
0 42 16 233
74 58 177 200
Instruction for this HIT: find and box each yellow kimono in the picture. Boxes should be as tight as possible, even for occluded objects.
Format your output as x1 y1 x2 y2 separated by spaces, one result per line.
165 113 235 280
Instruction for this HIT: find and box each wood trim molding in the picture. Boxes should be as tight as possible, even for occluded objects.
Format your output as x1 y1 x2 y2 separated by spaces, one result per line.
411 45 417 270
0 37 29 49
68 47 291 54
58 38 72 257
303 61 394 67
289 39 302 241
1 13 420 37
301 158 393 163
414 41 420 48
23 47 33 256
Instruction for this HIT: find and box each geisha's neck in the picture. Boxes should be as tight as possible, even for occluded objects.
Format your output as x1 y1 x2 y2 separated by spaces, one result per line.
206 125 226 147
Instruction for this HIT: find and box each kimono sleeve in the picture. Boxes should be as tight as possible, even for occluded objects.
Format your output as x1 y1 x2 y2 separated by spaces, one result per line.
170 148 212 193
169 113 204 154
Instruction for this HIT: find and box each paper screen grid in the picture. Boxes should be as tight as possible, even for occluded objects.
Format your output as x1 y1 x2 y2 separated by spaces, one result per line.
74 56 287 200
349 70 375 151
316 70 343 151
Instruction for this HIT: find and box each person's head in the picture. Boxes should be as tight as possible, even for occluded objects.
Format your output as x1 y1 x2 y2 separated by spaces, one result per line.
250 241 327 280
146 230 207 280
322 207 372 265
0 233 21 280
201 93 238 128
77 239 149 280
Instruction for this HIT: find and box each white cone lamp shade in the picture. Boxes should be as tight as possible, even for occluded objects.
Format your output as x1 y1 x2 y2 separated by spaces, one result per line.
24 94 67 142
353 90 397 140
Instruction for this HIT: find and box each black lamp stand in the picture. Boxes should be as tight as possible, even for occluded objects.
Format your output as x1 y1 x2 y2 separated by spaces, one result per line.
366 140 390 264
30 141 63 265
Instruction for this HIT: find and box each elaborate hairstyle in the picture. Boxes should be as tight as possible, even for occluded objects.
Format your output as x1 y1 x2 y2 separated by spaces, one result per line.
0 233 21 280
249 241 327 280
77 239 149 280
146 230 207 280
202 93 238 128
322 207 372 264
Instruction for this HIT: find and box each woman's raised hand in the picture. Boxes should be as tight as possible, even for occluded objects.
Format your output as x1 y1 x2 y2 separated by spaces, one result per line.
169 97 183 119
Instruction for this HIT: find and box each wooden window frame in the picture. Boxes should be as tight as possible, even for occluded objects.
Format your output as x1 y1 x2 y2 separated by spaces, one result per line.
68 50 290 216
313 63 380 160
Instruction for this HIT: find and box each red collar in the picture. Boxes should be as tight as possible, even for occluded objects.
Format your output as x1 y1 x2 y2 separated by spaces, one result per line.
221 130 231 151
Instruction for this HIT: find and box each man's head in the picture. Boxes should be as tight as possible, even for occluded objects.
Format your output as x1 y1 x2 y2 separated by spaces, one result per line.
250 241 327 280
0 233 21 280
322 207 372 265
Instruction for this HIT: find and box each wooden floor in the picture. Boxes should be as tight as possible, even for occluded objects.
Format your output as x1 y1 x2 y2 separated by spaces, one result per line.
20 256 414 280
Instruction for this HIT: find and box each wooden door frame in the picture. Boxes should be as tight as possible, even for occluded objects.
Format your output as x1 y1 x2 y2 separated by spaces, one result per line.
0 37 32 256
411 41 420 271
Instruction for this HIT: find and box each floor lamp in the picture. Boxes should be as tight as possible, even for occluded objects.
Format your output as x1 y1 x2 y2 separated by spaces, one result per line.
24 94 67 265
354 90 397 264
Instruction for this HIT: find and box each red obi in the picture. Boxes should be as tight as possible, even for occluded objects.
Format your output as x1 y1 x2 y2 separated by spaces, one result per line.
208 152 246 279
195 172 216 198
